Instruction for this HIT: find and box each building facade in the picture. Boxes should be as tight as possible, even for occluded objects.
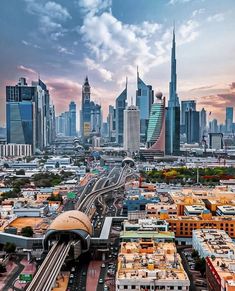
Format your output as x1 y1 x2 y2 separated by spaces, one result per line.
80 76 91 140
165 28 180 155
0 144 32 157
136 70 154 143
185 109 200 143
147 94 165 153
226 107 233 133
123 105 140 155
69 101 77 137
6 77 51 153
115 84 127 145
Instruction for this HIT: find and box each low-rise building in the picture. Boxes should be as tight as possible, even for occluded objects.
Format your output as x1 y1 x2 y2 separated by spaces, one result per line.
206 257 235 291
120 218 174 243
184 205 208 216
116 240 190 291
192 229 235 259
216 205 235 216
13 205 49 217
0 144 32 157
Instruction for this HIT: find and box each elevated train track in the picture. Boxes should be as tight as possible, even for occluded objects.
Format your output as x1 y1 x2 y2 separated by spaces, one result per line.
26 165 134 291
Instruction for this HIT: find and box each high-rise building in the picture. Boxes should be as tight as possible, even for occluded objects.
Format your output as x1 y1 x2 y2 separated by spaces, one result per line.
226 107 233 133
69 101 76 137
185 109 200 143
181 100 196 134
200 107 207 142
90 101 102 135
80 76 91 139
136 69 154 143
209 133 223 150
123 105 140 155
146 93 165 153
115 83 127 145
165 28 180 155
209 119 218 133
6 77 51 153
107 105 116 142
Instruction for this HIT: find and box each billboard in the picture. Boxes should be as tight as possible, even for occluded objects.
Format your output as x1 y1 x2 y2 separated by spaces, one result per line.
19 274 33 282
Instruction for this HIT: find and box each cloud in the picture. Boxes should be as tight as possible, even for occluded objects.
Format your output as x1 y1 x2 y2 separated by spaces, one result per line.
84 57 113 81
24 0 71 39
207 13 225 22
230 82 235 92
46 78 82 114
57 46 74 55
192 8 205 17
17 65 37 75
169 0 192 5
22 40 40 48
77 0 200 87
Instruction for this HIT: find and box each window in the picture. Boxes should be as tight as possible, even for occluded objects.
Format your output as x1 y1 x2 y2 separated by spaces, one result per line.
132 286 135 290
124 286 128 289
178 287 182 290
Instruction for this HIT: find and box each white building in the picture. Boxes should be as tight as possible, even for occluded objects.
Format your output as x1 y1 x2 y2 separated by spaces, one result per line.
192 229 235 259
0 144 32 157
124 105 140 155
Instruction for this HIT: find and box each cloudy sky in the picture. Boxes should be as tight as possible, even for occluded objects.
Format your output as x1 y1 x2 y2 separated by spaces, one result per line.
0 0 235 126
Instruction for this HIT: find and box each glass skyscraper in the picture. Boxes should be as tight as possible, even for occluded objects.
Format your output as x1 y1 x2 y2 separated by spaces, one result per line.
69 101 77 137
136 70 154 143
226 107 233 133
6 77 52 153
147 94 165 153
165 28 180 155
185 109 200 144
115 84 127 145
80 76 91 139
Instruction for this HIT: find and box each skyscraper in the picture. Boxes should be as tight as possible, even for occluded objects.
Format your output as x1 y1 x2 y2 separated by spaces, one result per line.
200 108 207 141
69 101 76 137
80 76 91 140
209 119 218 133
165 27 180 155
181 100 196 133
115 82 127 145
6 77 51 153
107 105 116 142
136 69 154 143
185 109 200 143
226 107 233 133
90 102 102 135
124 105 140 155
147 93 165 153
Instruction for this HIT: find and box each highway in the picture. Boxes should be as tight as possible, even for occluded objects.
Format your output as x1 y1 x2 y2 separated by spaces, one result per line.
26 165 134 291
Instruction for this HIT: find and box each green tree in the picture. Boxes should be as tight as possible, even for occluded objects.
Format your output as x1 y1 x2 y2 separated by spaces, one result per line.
21 226 34 237
191 250 199 258
195 257 206 276
3 242 16 254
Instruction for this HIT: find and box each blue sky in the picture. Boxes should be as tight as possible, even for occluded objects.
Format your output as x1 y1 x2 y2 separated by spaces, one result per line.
0 0 235 126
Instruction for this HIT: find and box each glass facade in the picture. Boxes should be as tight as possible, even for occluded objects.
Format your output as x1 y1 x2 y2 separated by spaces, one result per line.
136 74 154 143
7 102 34 145
166 28 180 155
115 87 127 145
69 101 77 137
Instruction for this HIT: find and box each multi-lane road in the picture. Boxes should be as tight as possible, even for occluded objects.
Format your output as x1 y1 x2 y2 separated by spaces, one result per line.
26 165 134 291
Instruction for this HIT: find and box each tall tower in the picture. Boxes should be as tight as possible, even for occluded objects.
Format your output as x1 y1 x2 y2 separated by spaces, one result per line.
136 69 154 143
147 92 166 154
69 101 77 137
226 107 233 133
80 76 91 139
115 80 127 145
124 105 140 155
165 26 180 155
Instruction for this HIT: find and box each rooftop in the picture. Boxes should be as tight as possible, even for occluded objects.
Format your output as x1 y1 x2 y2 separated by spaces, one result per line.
193 229 235 257
117 240 189 282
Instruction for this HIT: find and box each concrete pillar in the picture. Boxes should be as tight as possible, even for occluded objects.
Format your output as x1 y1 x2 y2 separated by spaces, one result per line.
102 252 106 261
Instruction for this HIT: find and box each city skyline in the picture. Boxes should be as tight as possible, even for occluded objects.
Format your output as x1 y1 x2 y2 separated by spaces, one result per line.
0 0 235 126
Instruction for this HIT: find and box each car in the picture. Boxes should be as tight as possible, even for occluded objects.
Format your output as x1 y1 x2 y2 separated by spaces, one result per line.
101 263 105 268
98 279 104 284
82 272 86 276
70 274 74 278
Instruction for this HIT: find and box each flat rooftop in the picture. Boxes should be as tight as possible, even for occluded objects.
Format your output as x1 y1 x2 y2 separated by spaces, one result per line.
193 229 235 256
117 241 189 282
